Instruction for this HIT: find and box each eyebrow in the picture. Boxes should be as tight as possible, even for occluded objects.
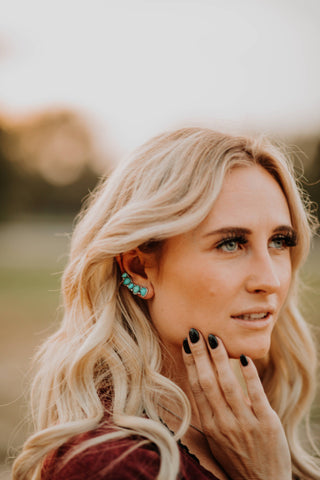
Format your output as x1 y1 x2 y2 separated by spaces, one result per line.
203 225 297 237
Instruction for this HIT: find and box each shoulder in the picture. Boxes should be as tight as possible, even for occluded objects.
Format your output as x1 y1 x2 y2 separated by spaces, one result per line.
42 426 160 480
42 424 219 480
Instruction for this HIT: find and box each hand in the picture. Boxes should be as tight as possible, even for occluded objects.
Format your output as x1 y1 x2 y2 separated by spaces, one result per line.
182 329 292 480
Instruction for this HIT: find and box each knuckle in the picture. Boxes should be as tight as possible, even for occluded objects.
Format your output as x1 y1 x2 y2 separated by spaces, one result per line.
220 381 235 398
210 346 225 362
189 379 203 396
262 406 277 420
248 387 261 403
244 420 257 435
261 412 281 433
199 374 213 392
228 421 240 437
191 345 204 358
244 369 257 383
216 414 234 435
183 355 195 367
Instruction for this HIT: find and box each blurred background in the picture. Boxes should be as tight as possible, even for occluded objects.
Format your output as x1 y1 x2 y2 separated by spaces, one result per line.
1 0 320 477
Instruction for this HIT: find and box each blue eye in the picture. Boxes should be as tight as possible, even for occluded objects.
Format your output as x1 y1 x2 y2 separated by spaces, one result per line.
216 236 247 252
221 240 239 252
269 234 297 250
269 238 285 249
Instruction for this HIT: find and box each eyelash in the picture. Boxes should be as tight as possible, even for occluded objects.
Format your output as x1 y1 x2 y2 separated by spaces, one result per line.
216 235 247 252
216 232 297 252
269 233 297 249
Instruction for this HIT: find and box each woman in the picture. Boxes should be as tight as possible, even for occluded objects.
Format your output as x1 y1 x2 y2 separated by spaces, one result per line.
13 128 319 479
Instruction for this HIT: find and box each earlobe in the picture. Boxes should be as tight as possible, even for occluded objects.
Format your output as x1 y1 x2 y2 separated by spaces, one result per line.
116 251 154 299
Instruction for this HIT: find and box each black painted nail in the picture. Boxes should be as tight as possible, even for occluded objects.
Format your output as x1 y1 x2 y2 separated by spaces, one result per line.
208 334 218 349
183 338 191 354
240 354 248 367
189 328 199 344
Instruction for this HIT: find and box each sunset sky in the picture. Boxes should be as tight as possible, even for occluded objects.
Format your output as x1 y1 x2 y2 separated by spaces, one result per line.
1 0 320 155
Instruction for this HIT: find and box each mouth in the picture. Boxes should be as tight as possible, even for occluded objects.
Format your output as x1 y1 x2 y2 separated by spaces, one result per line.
231 312 269 321
230 310 274 328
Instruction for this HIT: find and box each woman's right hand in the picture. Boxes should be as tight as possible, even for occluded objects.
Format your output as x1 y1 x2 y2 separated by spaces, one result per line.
182 330 292 480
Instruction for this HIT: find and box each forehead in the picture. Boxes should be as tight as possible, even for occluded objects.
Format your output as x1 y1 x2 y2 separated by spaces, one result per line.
198 165 292 232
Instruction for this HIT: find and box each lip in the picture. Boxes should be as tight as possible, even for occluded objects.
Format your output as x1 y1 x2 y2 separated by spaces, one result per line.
230 308 275 329
231 307 275 318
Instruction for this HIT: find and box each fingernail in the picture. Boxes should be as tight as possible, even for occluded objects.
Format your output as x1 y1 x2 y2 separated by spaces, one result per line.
189 328 199 344
208 334 218 349
183 338 191 354
240 354 248 366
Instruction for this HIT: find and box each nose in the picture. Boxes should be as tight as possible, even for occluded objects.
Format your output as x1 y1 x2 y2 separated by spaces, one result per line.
245 250 281 294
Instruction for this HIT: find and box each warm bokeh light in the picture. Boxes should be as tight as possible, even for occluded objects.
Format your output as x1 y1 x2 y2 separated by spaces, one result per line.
0 0 320 153
3 109 106 185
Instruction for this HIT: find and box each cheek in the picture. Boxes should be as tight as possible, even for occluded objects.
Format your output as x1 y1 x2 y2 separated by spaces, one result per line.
149 268 192 324
279 258 292 294
274 260 292 312
201 266 241 298
149 265 223 339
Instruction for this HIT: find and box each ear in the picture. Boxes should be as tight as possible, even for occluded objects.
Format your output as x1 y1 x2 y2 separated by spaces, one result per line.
116 250 154 299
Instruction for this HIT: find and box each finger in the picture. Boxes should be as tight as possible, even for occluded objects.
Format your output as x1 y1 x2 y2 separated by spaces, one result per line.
239 355 273 419
182 337 218 427
185 330 229 415
206 335 250 418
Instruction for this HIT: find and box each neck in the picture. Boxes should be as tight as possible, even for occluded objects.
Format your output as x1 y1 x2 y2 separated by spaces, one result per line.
160 348 203 430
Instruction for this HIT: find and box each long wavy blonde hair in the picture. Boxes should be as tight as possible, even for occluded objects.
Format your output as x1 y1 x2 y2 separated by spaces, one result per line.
13 128 319 480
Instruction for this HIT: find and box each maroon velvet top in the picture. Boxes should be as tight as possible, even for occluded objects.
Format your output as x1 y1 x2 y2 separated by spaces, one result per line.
42 424 221 480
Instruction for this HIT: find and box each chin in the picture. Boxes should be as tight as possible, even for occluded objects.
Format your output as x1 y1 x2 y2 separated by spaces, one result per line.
226 339 271 360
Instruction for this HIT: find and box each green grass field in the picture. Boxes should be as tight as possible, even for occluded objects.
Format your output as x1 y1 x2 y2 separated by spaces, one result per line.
0 220 71 476
1 219 319 476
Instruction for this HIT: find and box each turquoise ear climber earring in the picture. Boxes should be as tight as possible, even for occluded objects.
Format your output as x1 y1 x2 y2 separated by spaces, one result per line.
121 272 148 298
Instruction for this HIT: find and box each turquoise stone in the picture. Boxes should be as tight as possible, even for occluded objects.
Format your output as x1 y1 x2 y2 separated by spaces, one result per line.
132 285 140 294
127 283 134 290
121 272 129 278
139 287 147 297
123 277 131 286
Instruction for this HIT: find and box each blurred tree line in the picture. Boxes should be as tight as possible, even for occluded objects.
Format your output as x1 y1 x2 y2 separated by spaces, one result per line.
0 108 319 221
295 137 320 220
0 109 111 221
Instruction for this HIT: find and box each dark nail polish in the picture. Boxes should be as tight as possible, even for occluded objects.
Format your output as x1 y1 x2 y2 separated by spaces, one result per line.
189 328 199 344
208 334 218 349
183 338 191 354
240 354 248 367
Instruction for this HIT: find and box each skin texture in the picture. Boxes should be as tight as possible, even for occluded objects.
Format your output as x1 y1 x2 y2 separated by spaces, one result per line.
182 332 292 480
147 164 293 360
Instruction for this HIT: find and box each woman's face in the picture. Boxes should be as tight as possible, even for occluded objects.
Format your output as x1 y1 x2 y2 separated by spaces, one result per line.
147 165 294 360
